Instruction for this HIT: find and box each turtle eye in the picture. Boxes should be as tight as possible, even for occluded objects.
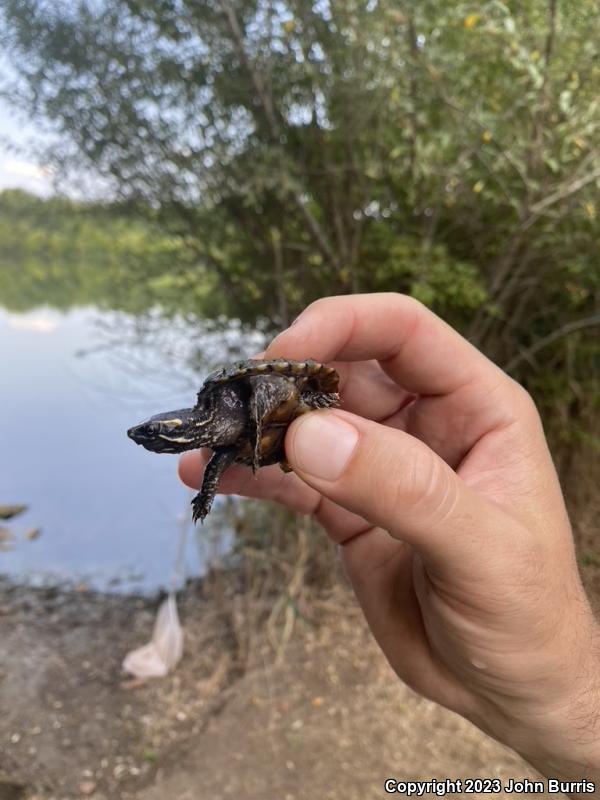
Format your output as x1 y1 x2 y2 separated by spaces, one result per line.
196 393 213 412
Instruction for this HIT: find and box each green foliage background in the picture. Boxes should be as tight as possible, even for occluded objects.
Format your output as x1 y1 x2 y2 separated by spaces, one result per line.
0 0 598 472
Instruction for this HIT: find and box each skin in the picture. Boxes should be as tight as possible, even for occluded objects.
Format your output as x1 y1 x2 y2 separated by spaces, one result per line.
179 293 600 790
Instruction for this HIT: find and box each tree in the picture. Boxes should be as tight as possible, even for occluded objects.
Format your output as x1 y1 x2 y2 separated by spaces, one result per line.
1 1 598 414
0 1 484 326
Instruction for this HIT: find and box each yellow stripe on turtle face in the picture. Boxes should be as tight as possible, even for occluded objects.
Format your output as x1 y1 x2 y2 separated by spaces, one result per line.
159 434 195 444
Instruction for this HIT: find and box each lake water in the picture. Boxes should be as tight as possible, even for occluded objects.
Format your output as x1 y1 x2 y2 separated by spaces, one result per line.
0 306 263 593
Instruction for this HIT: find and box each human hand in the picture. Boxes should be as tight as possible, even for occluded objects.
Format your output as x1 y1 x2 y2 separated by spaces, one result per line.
179 293 600 787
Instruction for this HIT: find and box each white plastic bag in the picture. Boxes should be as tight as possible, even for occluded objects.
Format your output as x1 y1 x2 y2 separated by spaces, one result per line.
122 593 184 678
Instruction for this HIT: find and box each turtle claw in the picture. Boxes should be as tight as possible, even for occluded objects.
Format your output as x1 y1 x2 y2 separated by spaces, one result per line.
191 492 212 524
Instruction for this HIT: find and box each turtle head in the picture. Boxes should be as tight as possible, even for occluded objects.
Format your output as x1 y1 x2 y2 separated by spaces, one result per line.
128 383 247 454
127 408 200 454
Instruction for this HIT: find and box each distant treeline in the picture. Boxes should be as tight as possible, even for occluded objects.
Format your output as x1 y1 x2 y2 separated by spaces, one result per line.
0 189 216 317
0 185 597 455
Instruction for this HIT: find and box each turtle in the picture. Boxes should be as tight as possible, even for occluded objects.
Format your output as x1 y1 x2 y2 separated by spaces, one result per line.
127 358 339 523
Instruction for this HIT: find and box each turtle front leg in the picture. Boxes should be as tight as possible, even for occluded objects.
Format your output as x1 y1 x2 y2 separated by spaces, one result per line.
249 376 299 472
191 449 237 523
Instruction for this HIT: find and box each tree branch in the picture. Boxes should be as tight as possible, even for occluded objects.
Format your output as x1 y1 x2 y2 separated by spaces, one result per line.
520 166 600 230
543 0 558 76
270 225 289 328
219 0 279 133
503 314 600 373
218 0 339 270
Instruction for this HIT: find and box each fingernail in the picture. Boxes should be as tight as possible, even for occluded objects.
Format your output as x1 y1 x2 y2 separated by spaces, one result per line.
292 412 359 481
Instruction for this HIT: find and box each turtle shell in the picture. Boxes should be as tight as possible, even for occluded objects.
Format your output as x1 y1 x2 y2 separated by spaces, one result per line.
195 357 339 469
198 357 339 402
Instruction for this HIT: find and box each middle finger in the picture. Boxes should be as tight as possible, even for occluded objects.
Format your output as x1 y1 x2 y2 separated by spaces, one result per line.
333 359 414 422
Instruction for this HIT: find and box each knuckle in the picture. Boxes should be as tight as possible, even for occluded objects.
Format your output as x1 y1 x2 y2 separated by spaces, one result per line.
512 379 535 409
367 291 423 310
385 294 426 350
304 295 336 315
394 292 426 315
377 439 453 524
510 380 542 425
400 443 435 508
391 292 428 322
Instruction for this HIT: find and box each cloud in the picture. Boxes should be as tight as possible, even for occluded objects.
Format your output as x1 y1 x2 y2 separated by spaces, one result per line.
3 158 53 179
0 157 54 193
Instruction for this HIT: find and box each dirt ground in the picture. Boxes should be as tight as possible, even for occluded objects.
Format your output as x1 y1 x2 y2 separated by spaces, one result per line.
4 541 597 800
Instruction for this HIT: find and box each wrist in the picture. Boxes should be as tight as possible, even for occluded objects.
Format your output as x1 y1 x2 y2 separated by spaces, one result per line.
514 621 600 794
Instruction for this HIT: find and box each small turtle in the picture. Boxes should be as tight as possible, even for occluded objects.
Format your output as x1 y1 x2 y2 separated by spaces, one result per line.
127 358 339 523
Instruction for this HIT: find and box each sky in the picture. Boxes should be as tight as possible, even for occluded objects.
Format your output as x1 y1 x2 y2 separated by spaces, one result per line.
0 94 55 195
0 89 112 200
0 50 56 197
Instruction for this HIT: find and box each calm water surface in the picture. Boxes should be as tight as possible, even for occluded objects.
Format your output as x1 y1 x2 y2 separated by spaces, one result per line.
0 306 259 592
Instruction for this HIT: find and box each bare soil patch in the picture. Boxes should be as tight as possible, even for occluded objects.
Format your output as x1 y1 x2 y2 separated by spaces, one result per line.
2 550 592 800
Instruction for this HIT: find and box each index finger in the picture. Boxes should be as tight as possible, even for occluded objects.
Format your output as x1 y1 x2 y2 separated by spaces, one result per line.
266 293 506 397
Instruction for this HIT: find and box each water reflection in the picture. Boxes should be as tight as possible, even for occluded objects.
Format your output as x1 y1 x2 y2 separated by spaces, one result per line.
0 306 262 593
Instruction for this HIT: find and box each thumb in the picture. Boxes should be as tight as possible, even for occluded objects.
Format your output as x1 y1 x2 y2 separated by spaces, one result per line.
286 409 499 573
